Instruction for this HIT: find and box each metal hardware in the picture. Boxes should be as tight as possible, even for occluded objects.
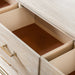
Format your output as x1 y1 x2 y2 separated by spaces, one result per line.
0 44 26 73
0 44 15 57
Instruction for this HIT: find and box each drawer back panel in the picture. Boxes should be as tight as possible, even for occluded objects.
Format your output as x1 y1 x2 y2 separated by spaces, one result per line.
0 8 35 31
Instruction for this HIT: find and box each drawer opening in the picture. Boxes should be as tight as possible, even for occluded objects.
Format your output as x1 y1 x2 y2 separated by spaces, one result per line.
49 49 75 75
0 0 17 8
0 7 72 56
13 23 63 55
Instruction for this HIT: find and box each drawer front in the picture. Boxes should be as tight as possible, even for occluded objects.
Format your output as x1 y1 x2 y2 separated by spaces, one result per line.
40 57 63 75
0 45 28 75
0 57 18 75
0 23 40 75
49 49 75 75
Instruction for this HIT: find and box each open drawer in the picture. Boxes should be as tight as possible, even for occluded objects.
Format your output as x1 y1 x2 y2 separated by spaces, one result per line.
0 0 18 14
40 41 75 75
0 7 74 75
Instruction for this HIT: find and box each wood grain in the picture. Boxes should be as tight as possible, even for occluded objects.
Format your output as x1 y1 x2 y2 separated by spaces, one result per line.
49 49 75 75
40 41 74 75
13 24 63 55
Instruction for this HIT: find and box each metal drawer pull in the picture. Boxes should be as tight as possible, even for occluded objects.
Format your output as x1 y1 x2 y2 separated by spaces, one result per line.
0 66 8 75
0 44 15 57
0 44 24 68
0 45 26 74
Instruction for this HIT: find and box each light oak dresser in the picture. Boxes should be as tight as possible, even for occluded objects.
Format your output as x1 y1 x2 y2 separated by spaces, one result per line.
0 0 75 75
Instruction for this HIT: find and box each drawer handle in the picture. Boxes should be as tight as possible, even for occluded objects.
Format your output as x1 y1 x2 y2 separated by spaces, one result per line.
0 66 8 75
0 44 15 57
0 45 23 67
0 45 25 70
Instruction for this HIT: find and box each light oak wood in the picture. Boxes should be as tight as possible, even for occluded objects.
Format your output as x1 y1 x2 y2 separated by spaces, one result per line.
5 0 17 4
40 41 75 75
40 57 64 75
42 41 74 61
0 47 29 75
49 49 75 75
0 23 40 75
35 16 73 43
0 57 18 75
0 6 74 75
0 8 35 31
0 7 74 75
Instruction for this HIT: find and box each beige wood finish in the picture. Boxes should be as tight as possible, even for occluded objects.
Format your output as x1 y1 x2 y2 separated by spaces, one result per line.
49 49 75 75
35 16 73 43
40 41 75 75
42 41 74 61
5 0 17 4
17 0 75 39
0 23 39 75
0 48 29 75
0 0 18 14
0 7 74 75
0 8 35 31
40 57 64 75
0 57 18 75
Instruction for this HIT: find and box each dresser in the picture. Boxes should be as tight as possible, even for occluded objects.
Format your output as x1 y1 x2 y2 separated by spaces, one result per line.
0 0 75 75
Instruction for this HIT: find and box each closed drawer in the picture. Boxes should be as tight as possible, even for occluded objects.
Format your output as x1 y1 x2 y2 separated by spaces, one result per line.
0 7 74 75
40 41 75 75
0 57 18 75
0 44 28 75
0 0 18 14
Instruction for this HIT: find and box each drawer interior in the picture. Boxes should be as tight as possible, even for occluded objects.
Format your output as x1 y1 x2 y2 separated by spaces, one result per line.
49 49 75 75
13 23 63 55
0 0 17 8
0 7 73 56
